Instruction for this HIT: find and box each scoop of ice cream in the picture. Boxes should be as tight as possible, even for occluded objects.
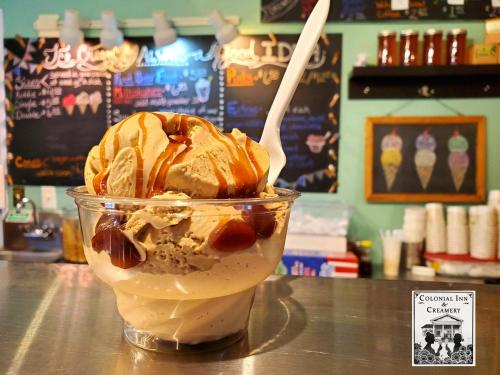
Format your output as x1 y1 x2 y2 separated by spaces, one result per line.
62 94 76 106
381 132 403 150
414 149 436 167
416 131 436 151
90 91 102 105
76 91 89 105
380 149 402 165
448 152 469 169
448 132 468 152
84 112 270 198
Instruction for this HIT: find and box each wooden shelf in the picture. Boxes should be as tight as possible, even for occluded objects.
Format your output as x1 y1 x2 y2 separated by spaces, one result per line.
349 65 500 99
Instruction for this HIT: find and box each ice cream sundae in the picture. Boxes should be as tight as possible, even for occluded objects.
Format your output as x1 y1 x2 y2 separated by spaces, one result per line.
69 112 298 351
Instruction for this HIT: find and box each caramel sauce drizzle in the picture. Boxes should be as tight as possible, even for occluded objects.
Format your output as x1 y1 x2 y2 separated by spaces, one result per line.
93 113 142 196
134 146 144 198
138 112 147 152
245 137 264 181
147 143 181 197
193 116 262 197
113 112 140 157
113 121 126 158
191 117 247 195
226 133 258 196
93 128 110 195
179 114 189 135
96 112 263 198
146 114 193 197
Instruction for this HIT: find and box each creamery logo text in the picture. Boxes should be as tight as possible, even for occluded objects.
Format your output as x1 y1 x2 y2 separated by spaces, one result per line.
418 294 471 314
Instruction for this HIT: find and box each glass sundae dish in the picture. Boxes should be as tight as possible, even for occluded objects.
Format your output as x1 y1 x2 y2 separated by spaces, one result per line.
68 112 299 351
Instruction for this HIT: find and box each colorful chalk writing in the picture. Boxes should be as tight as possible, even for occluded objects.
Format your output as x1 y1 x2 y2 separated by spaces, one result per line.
5 34 341 192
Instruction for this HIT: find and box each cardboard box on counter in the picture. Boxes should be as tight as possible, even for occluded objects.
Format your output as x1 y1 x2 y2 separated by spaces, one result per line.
468 44 497 64
276 251 359 278
285 233 347 253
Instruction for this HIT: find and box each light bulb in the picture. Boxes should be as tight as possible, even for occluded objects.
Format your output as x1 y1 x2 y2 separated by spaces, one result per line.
208 10 239 45
60 9 84 47
100 11 124 48
152 10 176 47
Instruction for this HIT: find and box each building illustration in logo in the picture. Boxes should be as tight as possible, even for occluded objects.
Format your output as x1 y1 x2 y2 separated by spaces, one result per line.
421 314 463 341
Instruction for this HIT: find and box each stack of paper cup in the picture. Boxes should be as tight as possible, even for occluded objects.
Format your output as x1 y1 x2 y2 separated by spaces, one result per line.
425 203 446 253
446 206 468 255
402 206 426 243
488 190 500 206
469 205 497 259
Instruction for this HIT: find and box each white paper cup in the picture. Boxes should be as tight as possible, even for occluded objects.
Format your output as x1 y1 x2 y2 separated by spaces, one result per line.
470 221 496 259
446 224 468 255
447 206 467 225
476 206 496 227
426 213 446 253
403 221 426 243
426 205 444 217
488 190 500 206
404 206 426 220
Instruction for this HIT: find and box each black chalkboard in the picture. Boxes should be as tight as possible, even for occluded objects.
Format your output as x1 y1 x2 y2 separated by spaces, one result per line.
4 38 109 186
262 0 500 22
365 116 486 203
4 34 342 192
222 34 341 192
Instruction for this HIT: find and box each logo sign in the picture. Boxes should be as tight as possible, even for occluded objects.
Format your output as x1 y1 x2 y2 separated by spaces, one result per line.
412 291 475 366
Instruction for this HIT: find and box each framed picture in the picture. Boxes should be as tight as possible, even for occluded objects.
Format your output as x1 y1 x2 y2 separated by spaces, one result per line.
365 116 486 203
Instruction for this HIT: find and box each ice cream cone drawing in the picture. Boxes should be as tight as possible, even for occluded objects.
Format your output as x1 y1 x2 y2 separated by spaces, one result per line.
194 77 211 104
62 94 76 116
76 91 89 114
414 129 437 190
448 130 469 191
306 131 331 153
380 129 403 191
89 91 102 114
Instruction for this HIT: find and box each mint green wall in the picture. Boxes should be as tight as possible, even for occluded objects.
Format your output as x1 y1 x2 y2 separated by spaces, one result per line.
1 0 499 263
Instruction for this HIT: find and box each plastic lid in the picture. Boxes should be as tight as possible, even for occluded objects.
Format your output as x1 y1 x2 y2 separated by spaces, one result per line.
400 29 418 36
424 28 442 35
379 30 396 36
357 240 372 248
448 28 467 36
412 266 436 277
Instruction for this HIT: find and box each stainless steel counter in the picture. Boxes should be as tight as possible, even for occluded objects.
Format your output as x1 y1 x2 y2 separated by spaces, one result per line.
1 261 499 374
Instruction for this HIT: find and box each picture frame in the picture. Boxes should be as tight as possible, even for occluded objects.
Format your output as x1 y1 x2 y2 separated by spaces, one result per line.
365 116 486 203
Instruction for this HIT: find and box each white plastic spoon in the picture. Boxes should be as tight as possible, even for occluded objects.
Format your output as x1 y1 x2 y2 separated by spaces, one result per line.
259 0 330 185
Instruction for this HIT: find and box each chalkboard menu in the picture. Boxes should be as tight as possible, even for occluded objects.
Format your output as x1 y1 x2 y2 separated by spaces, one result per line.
261 0 500 22
4 34 341 192
365 116 486 203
